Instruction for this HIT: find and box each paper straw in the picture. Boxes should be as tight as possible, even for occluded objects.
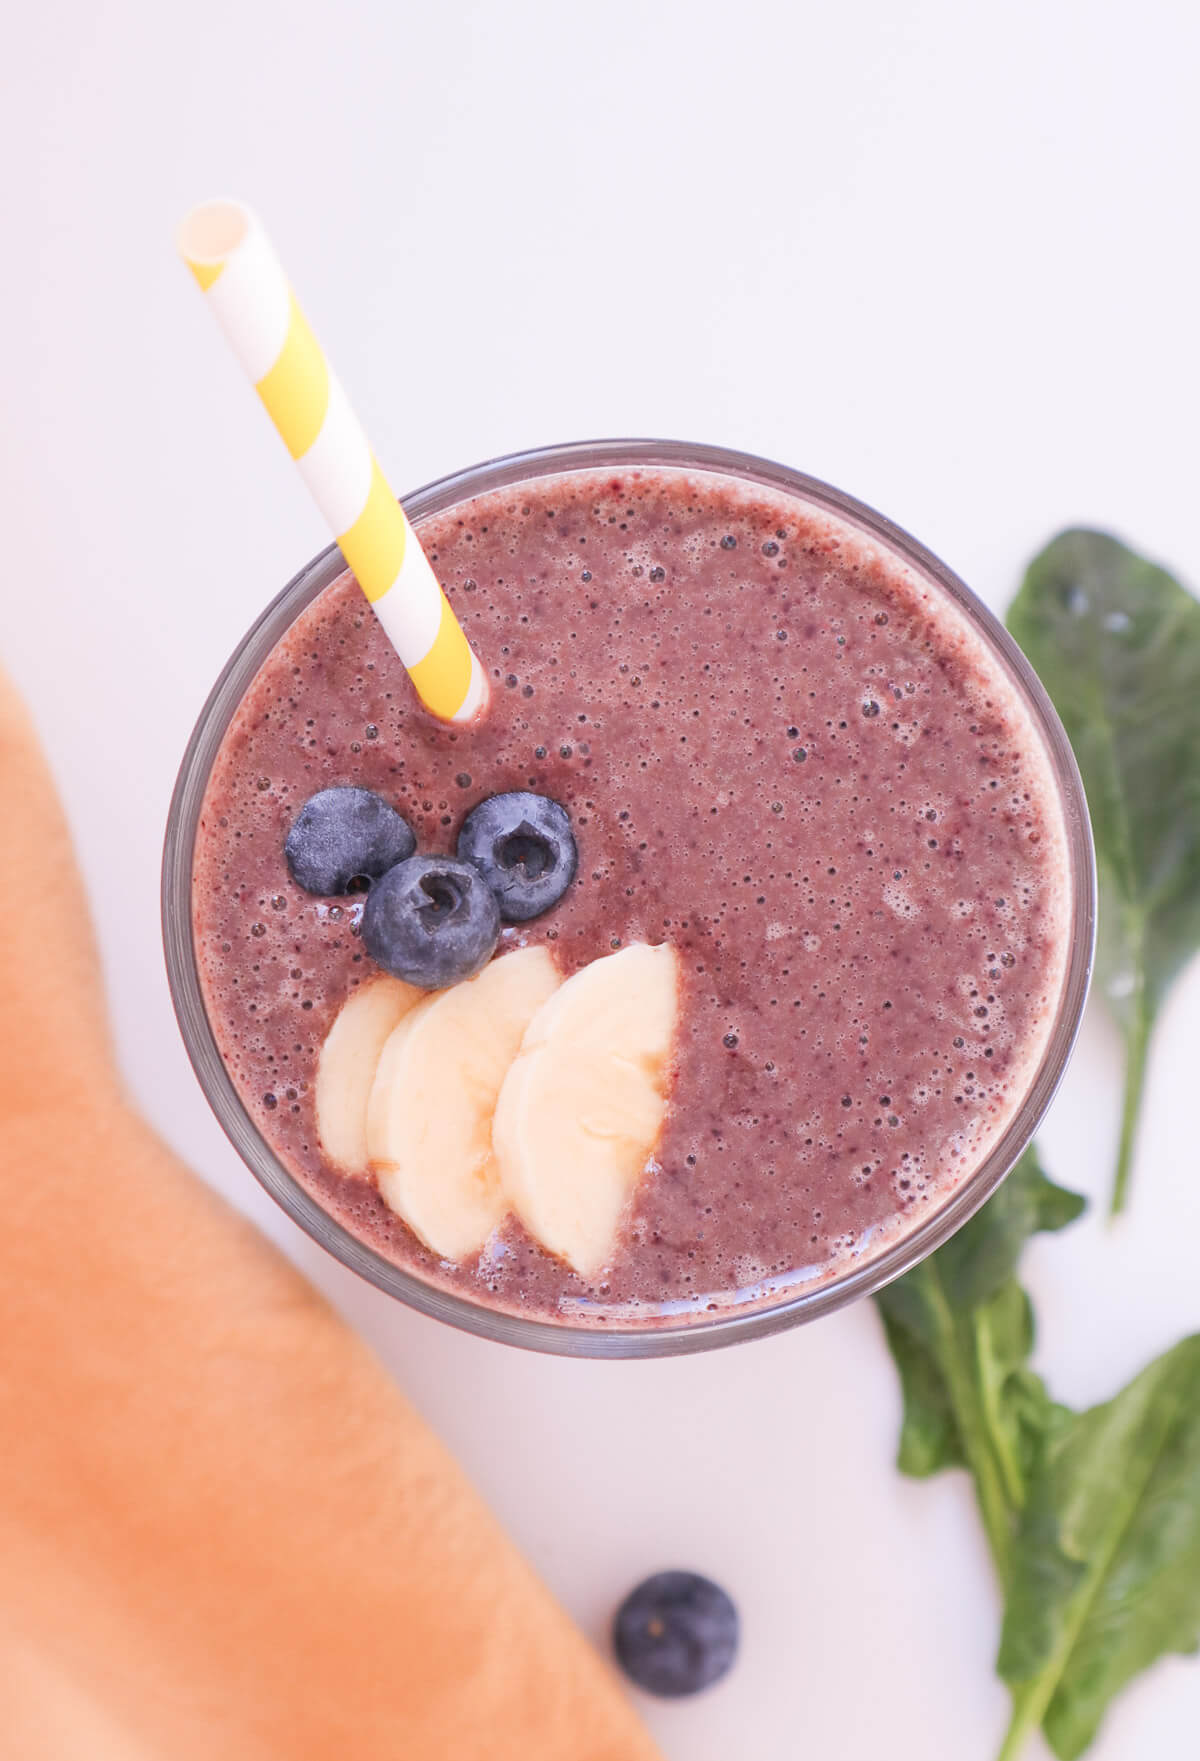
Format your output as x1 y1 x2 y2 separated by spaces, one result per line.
177 199 487 725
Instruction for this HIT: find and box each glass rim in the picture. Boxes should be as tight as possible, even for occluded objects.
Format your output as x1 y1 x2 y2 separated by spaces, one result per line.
162 437 1096 1358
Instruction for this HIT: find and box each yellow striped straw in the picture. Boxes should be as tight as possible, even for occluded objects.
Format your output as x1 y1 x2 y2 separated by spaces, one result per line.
177 199 487 725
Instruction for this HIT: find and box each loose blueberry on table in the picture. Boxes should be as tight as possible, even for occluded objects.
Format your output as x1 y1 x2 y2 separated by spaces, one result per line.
613 1570 740 1697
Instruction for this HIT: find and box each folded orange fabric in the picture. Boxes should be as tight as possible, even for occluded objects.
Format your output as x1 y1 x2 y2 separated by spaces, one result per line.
0 668 661 1761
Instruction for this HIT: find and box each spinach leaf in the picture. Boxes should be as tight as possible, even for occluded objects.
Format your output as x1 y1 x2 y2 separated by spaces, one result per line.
1007 530 1200 1212
875 1148 1085 1574
995 1335 1200 1761
878 1140 1200 1756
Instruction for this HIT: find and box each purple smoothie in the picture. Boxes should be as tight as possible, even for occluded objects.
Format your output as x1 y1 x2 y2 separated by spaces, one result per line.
191 464 1070 1326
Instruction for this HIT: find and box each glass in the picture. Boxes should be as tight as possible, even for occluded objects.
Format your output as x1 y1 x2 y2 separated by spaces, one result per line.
163 439 1095 1357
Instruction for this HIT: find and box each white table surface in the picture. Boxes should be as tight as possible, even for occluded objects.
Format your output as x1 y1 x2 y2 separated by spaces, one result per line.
4 3 1200 1755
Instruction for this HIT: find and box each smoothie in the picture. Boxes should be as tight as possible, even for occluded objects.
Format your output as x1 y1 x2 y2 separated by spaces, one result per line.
190 461 1072 1327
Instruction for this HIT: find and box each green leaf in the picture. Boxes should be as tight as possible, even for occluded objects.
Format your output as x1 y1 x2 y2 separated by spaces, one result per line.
934 1145 1087 1315
878 1301 964 1478
995 1336 1200 1761
1007 530 1200 1212
973 1283 1067 1512
875 1148 1085 1574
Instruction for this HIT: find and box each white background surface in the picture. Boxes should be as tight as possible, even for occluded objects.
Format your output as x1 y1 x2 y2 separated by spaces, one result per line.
4 3 1200 1756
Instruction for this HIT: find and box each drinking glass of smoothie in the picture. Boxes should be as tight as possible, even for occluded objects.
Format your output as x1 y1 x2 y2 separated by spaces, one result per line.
163 440 1094 1356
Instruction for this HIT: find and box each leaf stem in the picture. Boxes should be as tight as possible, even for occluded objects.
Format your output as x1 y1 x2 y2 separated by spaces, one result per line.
919 1266 1013 1581
971 1434 1017 1590
996 1697 1038 1761
1111 989 1152 1217
975 1308 1026 1514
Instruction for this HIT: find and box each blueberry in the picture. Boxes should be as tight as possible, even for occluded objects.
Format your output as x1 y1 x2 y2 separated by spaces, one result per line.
456 791 577 922
285 787 415 896
613 1571 739 1698
361 855 500 988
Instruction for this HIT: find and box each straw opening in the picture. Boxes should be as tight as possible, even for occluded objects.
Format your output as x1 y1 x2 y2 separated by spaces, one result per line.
177 199 250 266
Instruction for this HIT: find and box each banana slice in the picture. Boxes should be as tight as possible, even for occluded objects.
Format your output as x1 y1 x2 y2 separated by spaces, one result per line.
493 942 679 1276
365 946 560 1261
315 975 423 1173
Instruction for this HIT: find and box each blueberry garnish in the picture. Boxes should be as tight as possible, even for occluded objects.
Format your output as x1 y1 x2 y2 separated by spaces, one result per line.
457 791 577 922
361 855 500 988
285 787 415 896
613 1570 739 1698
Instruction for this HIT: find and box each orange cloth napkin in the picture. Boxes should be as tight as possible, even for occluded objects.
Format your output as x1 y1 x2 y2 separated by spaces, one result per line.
0 669 661 1761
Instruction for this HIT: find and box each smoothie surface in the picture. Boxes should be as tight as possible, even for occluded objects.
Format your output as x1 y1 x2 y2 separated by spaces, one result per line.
192 465 1070 1325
